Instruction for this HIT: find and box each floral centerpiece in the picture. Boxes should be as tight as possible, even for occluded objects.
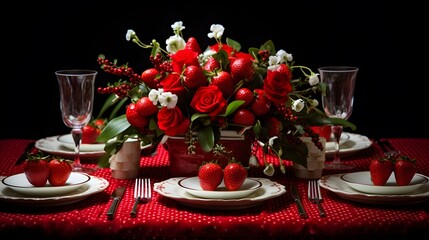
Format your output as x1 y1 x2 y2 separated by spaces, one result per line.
96 21 355 175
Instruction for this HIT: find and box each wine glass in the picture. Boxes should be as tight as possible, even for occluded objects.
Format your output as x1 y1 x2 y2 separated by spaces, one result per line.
56 69 98 174
319 66 358 170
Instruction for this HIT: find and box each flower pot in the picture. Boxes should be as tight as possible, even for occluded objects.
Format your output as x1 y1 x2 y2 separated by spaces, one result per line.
164 130 252 177
110 138 141 179
292 137 326 179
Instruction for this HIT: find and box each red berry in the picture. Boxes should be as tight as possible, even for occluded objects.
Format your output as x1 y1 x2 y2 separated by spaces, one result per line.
369 156 394 186
394 155 417 186
224 162 247 191
198 162 223 191
48 158 73 186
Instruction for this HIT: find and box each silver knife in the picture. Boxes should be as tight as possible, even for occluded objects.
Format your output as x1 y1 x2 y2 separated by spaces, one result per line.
290 184 308 219
107 186 126 220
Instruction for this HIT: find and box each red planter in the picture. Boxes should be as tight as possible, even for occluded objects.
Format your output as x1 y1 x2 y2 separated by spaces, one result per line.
164 131 252 177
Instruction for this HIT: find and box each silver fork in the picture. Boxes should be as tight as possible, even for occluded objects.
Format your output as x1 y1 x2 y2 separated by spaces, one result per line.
130 178 151 218
308 180 326 218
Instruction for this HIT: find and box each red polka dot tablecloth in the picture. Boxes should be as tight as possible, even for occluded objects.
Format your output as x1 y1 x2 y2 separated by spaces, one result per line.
0 138 428 239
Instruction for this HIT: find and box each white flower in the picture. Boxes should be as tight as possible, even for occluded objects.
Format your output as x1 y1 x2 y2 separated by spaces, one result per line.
309 73 319 86
148 88 163 105
166 35 186 54
171 21 185 32
249 155 259 167
292 99 305 112
263 163 275 176
309 99 319 107
158 92 178 109
276 49 293 63
267 56 280 71
125 29 135 41
268 136 278 147
207 24 225 39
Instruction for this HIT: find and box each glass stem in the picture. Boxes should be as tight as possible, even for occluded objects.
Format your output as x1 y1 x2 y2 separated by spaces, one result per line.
71 128 83 172
332 125 343 164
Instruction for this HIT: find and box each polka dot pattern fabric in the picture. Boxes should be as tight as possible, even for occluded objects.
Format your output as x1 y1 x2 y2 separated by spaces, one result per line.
0 138 428 239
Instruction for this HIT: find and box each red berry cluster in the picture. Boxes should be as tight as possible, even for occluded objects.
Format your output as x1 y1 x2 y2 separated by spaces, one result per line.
258 50 270 61
149 53 173 76
96 57 142 98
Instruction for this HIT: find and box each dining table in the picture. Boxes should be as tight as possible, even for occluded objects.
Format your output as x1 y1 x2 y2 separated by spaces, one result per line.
0 135 428 239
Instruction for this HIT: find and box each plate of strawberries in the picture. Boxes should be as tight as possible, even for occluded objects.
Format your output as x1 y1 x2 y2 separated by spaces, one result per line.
1 172 91 197
178 177 263 199
340 171 429 195
57 134 105 152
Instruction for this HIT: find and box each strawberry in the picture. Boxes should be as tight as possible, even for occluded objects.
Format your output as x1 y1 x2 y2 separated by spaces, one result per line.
231 108 256 126
140 68 160 89
203 57 220 72
23 151 50 187
136 96 158 117
250 89 271 116
393 155 417 186
182 65 207 89
48 157 73 186
82 125 101 144
210 70 234 98
198 162 223 191
369 156 394 186
185 37 201 54
234 87 254 108
126 102 150 129
230 57 255 84
223 162 247 191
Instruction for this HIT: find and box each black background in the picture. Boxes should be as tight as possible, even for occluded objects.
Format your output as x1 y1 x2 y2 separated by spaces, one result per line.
2 1 426 141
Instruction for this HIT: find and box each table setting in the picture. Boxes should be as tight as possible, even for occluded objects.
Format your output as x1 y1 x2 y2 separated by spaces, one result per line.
1 20 428 239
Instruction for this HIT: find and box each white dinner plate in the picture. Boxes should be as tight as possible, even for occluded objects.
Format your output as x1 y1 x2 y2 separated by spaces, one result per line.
319 173 429 205
57 134 105 152
35 135 106 160
341 171 428 195
2 172 91 197
178 177 262 199
0 175 109 206
154 177 286 210
325 132 372 158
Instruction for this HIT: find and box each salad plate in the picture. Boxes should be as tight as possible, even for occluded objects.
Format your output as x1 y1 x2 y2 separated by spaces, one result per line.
340 171 428 195
178 177 262 199
35 135 106 160
57 134 105 152
325 132 372 158
154 177 286 210
2 172 91 197
319 173 429 205
0 175 109 206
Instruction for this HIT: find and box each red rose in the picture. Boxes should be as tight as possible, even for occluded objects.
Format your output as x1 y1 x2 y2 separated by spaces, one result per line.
190 85 227 118
170 49 200 73
210 43 233 56
160 73 186 96
157 107 190 136
263 64 292 105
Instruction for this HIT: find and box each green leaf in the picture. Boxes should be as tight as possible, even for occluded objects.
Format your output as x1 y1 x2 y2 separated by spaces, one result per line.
280 143 308 168
221 100 245 117
96 115 130 142
226 38 241 52
191 113 210 122
261 40 276 54
198 126 215 152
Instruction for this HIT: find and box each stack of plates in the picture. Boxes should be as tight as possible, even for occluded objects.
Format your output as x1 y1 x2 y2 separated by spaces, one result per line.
0 172 109 206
